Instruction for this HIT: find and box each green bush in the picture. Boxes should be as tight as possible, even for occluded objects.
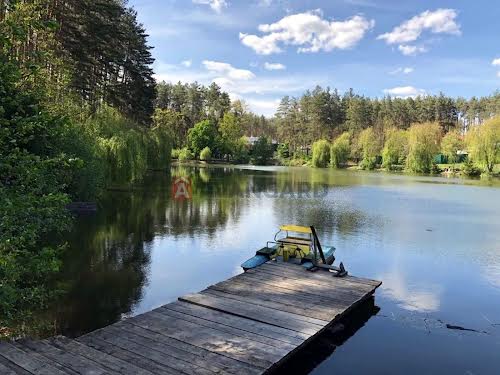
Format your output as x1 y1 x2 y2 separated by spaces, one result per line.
171 148 181 159
312 140 331 168
200 146 212 161
462 159 481 177
331 132 350 168
178 147 194 162
0 56 72 334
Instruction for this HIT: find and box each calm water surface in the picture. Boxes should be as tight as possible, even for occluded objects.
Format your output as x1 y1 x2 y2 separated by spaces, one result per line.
56 166 500 374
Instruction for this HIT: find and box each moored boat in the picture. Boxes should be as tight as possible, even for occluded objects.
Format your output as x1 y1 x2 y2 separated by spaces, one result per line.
241 225 347 276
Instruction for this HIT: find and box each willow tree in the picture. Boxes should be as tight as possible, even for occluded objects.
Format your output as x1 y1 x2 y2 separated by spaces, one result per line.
406 122 442 173
312 140 331 168
466 117 500 173
330 132 350 168
382 128 408 170
357 127 381 170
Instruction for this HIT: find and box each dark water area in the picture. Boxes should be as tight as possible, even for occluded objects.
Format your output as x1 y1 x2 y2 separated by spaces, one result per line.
52 165 500 374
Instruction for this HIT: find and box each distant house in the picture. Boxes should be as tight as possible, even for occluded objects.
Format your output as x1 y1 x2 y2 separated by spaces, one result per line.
245 136 279 149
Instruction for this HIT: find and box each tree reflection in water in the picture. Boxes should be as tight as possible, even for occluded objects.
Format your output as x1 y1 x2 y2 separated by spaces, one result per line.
48 165 372 337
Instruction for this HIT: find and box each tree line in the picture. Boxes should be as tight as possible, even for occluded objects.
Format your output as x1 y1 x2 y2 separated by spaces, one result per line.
151 81 498 172
311 118 499 175
275 86 500 155
1 0 169 335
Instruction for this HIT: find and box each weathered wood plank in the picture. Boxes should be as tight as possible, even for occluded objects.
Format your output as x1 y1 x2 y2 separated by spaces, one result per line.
240 270 369 301
120 319 262 375
0 341 68 375
208 278 351 313
164 301 308 344
84 325 219 375
179 293 322 335
19 339 114 375
49 337 155 375
125 309 284 369
263 260 382 287
114 321 260 375
0 359 28 375
78 336 181 375
156 305 296 351
248 264 375 295
203 287 341 322
11 342 79 375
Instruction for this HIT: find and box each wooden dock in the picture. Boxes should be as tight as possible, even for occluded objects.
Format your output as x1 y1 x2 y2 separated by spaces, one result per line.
0 261 381 374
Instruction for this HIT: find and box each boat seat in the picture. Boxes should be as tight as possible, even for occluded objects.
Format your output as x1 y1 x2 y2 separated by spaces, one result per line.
277 237 312 246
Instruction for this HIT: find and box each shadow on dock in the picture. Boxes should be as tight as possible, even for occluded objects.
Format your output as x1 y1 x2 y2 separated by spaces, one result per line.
268 296 380 375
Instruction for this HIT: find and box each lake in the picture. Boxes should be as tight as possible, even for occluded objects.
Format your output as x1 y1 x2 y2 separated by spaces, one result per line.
54 165 500 374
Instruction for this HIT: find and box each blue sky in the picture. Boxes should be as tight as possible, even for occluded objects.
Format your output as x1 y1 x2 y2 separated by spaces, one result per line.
129 0 500 116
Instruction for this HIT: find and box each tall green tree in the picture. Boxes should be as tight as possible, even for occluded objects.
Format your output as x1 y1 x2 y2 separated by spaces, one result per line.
466 117 500 173
406 122 442 173
188 120 219 157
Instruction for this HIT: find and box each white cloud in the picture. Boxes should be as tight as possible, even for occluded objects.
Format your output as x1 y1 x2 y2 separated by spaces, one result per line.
245 98 281 117
390 67 414 75
378 9 460 44
264 62 286 70
383 86 426 98
492 58 500 66
378 9 460 55
202 60 255 80
398 44 427 56
240 10 374 55
192 0 228 13
497 71 500 78
181 59 192 68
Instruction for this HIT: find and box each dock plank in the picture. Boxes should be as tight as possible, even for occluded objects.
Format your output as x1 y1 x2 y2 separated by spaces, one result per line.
78 336 182 375
114 321 259 375
156 304 297 351
0 341 68 375
18 339 114 375
126 309 283 369
208 278 351 313
49 336 155 375
179 293 323 335
6 261 381 375
163 301 308 344
204 287 341 322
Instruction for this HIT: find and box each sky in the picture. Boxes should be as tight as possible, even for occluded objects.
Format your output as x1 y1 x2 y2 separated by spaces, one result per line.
129 0 500 116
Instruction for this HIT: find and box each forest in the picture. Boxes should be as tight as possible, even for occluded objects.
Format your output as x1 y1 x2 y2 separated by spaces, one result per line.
1 0 499 337
0 0 171 334
156 81 499 173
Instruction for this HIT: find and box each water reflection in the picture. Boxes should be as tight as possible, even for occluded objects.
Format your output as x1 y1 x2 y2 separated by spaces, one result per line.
53 165 379 337
42 165 500 375
379 269 442 312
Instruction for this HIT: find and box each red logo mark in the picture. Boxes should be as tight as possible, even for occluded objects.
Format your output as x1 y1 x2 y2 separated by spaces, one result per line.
172 176 192 200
